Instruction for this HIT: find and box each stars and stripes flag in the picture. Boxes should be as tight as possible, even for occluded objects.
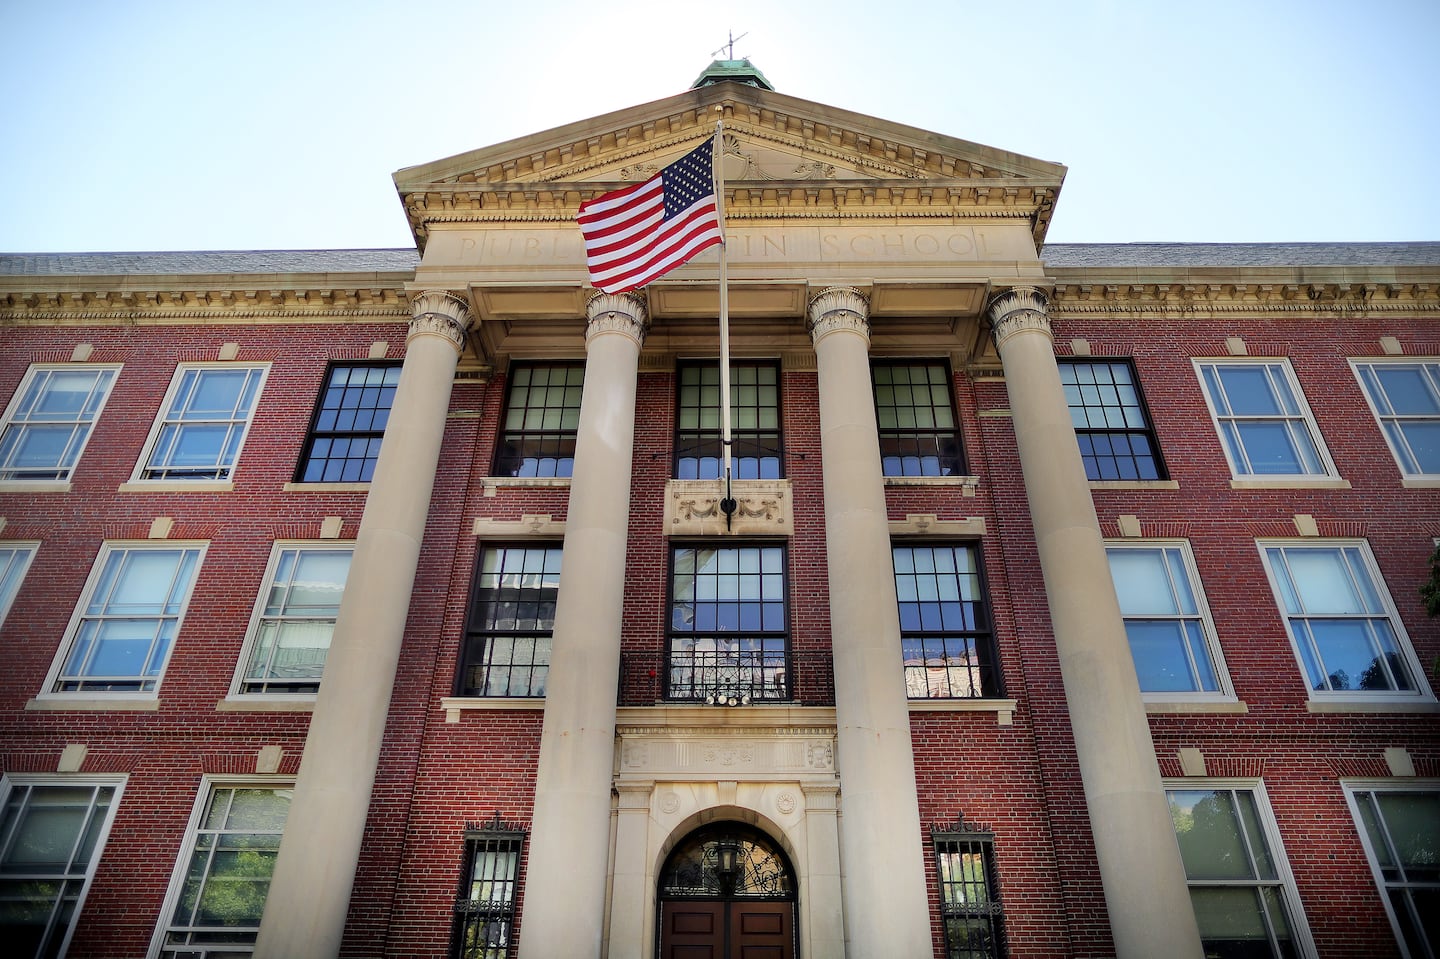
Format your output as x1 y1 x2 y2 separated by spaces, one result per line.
577 137 723 293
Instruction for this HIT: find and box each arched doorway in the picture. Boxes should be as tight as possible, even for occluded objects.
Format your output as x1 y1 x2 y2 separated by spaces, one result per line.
657 821 798 959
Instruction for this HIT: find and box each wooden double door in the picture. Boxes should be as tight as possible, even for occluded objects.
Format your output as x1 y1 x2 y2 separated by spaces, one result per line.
659 899 794 959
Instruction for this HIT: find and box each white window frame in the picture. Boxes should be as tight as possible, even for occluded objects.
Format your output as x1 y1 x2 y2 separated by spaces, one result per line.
0 542 38 628
1350 359 1440 480
1165 778 1317 959
1257 539 1434 704
1341 780 1440 959
40 541 206 700
230 542 353 698
1104 540 1235 703
0 363 121 486
0 773 128 959
1193 359 1339 480
131 363 268 483
149 776 292 959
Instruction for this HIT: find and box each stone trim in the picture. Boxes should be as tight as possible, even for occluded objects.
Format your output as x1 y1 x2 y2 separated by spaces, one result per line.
806 287 869 345
472 514 565 537
988 288 1052 347
664 479 792 536
585 291 649 346
907 697 1017 725
888 514 986 537
407 290 472 351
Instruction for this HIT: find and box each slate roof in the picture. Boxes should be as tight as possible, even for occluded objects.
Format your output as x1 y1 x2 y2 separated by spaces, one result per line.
1041 242 1440 267
0 249 420 276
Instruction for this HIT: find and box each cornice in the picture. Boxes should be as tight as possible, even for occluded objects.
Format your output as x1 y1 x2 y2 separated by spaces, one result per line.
1049 277 1440 319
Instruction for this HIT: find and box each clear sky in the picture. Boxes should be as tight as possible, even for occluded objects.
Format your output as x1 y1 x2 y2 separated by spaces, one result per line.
2 0 1436 253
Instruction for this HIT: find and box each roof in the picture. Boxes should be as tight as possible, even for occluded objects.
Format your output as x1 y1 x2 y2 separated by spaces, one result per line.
0 249 420 276
1041 242 1440 267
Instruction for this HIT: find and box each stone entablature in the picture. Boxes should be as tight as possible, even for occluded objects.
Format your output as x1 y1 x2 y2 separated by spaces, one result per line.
614 706 838 784
0 280 411 323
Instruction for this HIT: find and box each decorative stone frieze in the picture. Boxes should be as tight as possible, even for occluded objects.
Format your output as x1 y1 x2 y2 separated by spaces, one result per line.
664 479 792 536
584 291 649 346
407 290 472 350
988 287 1052 348
806 287 869 344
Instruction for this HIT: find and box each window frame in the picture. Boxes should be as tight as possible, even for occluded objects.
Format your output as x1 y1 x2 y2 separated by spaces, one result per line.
871 360 965 477
1341 780 1440 959
293 361 401 483
673 358 784 480
42 541 206 699
1165 778 1316 959
130 363 268 483
0 363 121 484
1058 358 1168 481
0 542 38 628
1104 540 1234 702
1350 359 1440 479
893 541 1003 701
457 543 563 699
1256 539 1434 703
1193 358 1338 480
150 777 292 959
0 773 127 959
449 816 527 959
491 362 584 478
930 819 1008 959
230 542 354 698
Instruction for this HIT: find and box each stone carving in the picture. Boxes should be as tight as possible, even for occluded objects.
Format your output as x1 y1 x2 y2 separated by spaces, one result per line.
807 287 870 344
407 290 472 350
675 496 781 523
622 741 648 767
805 740 834 770
585 291 649 346
790 161 837 179
702 743 754 767
620 163 661 180
775 791 798 816
660 791 681 815
988 288 1052 348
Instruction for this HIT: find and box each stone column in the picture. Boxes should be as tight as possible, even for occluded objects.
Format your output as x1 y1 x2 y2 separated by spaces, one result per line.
255 291 472 958
516 292 648 959
799 782 845 959
989 288 1203 958
808 288 932 958
607 782 655 958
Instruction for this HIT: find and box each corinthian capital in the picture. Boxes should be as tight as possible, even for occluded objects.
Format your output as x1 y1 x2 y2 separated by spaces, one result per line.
585 291 649 347
987 288 1053 348
807 287 870 347
407 290 473 351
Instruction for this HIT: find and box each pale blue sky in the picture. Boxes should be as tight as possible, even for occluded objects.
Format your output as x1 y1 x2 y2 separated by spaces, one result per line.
2 0 1436 252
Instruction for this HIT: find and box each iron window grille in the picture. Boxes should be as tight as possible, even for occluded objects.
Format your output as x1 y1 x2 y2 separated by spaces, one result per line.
492 364 584 478
894 544 1002 699
295 363 400 483
1058 359 1167 481
667 544 789 704
451 815 526 959
674 360 783 480
1345 786 1440 959
872 361 964 477
659 823 795 900
931 819 1007 959
0 364 119 481
458 545 561 697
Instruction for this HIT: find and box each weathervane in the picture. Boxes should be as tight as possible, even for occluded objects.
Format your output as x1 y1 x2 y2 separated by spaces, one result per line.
712 30 747 60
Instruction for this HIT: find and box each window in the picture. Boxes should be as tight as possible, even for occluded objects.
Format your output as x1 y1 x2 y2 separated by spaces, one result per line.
459 545 561 697
1352 360 1440 477
236 545 352 694
932 821 1007 959
667 545 788 703
1344 785 1439 958
1106 542 1229 697
1195 360 1336 478
872 362 963 476
1258 542 1429 698
296 363 401 482
0 365 119 481
675 360 781 479
1167 784 1312 958
0 778 124 959
0 544 37 627
156 783 290 958
493 364 583 478
1059 359 1165 481
451 817 525 959
137 365 267 480
51 544 203 694
894 544 1001 699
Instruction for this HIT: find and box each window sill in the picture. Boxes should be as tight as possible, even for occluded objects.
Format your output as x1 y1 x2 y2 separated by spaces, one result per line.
281 482 370 492
216 697 316 712
908 697 1016 725
1145 700 1249 714
0 479 72 493
1401 477 1440 489
1306 699 1440 714
441 696 545 722
1228 477 1351 490
481 477 571 497
27 696 159 711
1089 480 1180 491
117 480 235 493
883 475 980 494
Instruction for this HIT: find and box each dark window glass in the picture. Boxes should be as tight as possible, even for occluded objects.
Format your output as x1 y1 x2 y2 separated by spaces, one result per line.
297 363 401 483
451 819 524 959
1058 359 1166 481
872 362 962 477
675 361 782 479
894 544 1001 699
493 364 583 478
933 824 1007 959
458 546 561 697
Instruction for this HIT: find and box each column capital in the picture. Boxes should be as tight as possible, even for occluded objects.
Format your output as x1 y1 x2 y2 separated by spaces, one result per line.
987 287 1053 348
407 290 473 351
585 291 649 347
807 287 870 347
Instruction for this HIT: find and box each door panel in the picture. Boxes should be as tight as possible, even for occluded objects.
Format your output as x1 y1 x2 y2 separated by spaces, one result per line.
661 901 724 959
730 901 793 959
659 900 795 959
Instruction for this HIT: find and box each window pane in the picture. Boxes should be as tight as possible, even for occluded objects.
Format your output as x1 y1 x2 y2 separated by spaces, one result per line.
0 367 117 480
297 364 400 483
494 364 584 477
143 367 264 479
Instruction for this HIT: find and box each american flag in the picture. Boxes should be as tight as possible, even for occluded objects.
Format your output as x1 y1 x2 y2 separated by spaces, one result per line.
577 137 723 293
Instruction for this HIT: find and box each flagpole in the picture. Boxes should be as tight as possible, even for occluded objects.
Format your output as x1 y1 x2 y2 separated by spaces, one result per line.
714 119 737 529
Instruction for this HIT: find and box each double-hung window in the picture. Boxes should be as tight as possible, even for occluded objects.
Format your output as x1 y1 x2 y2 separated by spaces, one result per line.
1166 783 1313 958
1352 360 1440 478
0 365 119 481
459 545 561 698
1258 541 1430 700
675 360 782 479
1195 360 1336 478
295 363 400 482
50 544 203 694
451 818 525 959
0 777 124 959
894 543 1001 699
493 364 583 478
137 365 267 481
1105 542 1230 698
1344 785 1439 958
872 362 963 477
0 544 37 627
235 545 352 695
667 544 788 703
1058 359 1166 481
155 782 290 958
932 822 1007 959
